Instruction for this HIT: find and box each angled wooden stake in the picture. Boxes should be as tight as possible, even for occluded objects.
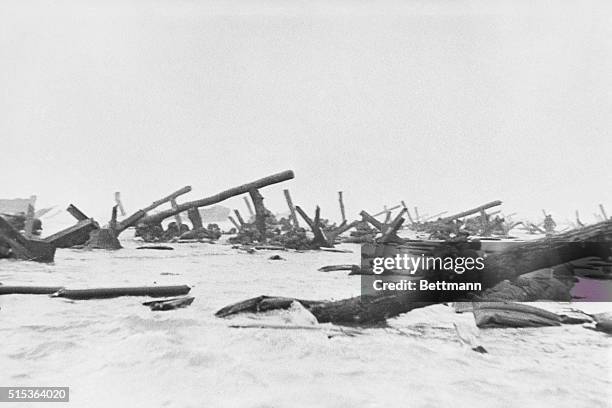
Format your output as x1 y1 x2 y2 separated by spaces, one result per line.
67 204 89 221
234 209 246 227
283 189 300 228
575 210 584 227
401 201 416 225
170 198 183 228
228 216 241 230
338 191 346 223
249 188 267 241
326 220 359 243
383 208 392 225
24 203 36 238
359 210 383 231
114 192 126 216
600 204 608 220
380 217 405 244
244 197 255 218
109 205 119 234
295 205 331 247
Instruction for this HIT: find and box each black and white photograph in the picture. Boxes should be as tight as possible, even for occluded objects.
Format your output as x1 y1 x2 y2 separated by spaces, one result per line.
1 0 611 407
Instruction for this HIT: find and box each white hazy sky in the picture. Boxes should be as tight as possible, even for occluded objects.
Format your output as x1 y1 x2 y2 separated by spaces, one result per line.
1 0 610 226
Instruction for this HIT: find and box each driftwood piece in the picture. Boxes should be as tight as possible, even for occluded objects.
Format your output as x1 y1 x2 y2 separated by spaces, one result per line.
215 295 325 317
0 286 64 295
143 296 194 311
318 264 361 273
136 245 174 250
52 285 191 300
473 302 562 328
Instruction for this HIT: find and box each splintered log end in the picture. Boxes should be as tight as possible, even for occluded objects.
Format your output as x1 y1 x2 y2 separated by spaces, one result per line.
215 295 287 318
215 296 324 318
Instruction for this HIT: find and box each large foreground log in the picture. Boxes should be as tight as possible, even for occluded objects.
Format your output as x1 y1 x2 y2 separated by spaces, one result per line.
215 294 435 325
480 219 612 287
217 219 612 325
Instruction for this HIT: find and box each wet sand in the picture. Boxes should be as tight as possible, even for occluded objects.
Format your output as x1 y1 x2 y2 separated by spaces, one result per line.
1 237 610 408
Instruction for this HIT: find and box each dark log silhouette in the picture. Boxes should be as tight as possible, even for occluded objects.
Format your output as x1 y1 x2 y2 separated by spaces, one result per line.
217 219 612 325
0 215 56 262
439 200 502 223
249 189 267 241
116 186 192 233
66 204 89 221
228 216 241 230
243 197 255 217
52 285 191 300
233 209 246 227
44 219 99 248
0 286 63 295
295 205 332 248
139 170 294 226
187 207 203 229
